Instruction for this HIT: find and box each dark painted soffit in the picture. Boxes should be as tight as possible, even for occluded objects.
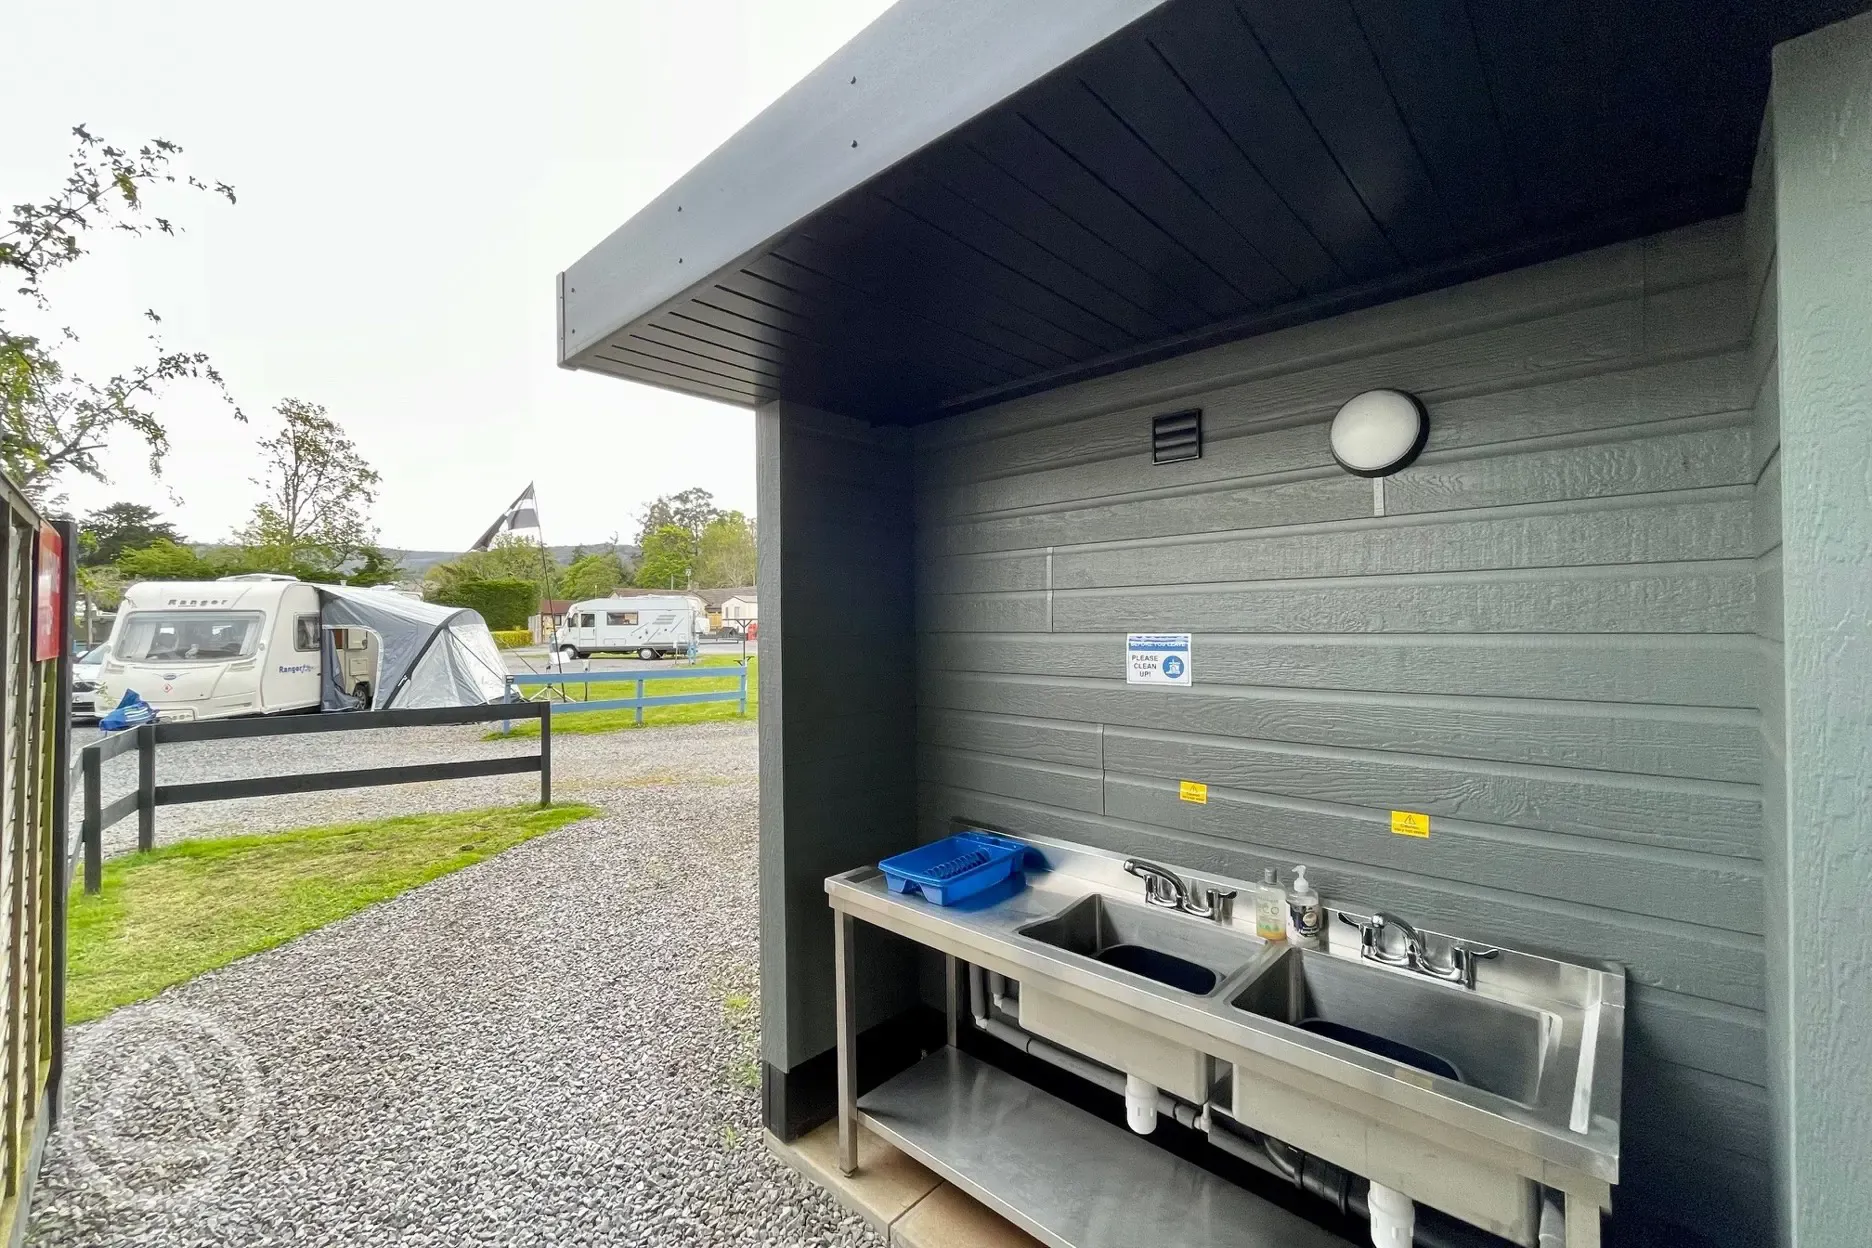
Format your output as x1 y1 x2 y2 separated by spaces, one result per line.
559 0 1872 425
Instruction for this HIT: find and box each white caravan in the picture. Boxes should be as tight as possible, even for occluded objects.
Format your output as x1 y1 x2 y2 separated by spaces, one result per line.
98 578 379 721
555 596 698 660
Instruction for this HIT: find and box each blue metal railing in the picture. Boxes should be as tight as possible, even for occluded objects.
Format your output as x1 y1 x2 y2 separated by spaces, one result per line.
501 664 750 731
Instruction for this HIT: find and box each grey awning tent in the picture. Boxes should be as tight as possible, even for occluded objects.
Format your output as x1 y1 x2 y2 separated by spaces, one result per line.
314 586 508 710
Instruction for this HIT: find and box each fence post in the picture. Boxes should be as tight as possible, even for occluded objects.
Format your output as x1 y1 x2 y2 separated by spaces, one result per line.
635 677 644 727
739 664 748 716
81 747 101 894
501 675 512 736
539 705 552 806
136 722 157 852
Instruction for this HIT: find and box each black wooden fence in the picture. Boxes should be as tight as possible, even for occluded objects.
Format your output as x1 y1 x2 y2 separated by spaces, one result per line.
76 702 551 893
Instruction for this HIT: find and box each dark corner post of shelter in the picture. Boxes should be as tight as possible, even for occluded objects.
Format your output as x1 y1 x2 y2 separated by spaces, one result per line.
755 401 933 1142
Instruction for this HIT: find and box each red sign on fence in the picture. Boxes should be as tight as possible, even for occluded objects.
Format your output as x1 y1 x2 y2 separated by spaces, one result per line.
34 525 62 662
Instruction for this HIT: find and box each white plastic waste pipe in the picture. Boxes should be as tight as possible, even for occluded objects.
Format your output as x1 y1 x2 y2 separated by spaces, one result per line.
1366 1182 1415 1248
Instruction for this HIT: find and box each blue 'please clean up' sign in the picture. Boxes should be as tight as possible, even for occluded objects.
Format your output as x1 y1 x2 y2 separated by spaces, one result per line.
1126 633 1192 686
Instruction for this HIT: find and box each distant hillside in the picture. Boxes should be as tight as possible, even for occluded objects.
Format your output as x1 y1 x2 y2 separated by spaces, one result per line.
386 545 638 578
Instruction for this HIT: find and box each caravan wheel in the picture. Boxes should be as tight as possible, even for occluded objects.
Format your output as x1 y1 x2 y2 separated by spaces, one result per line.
559 645 579 660
639 647 658 661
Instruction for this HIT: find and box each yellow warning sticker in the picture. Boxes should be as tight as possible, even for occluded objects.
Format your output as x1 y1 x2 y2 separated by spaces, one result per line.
1391 810 1430 838
1180 780 1208 804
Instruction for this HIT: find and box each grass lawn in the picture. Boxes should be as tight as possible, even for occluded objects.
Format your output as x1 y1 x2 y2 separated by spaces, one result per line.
68 803 597 1024
488 655 757 739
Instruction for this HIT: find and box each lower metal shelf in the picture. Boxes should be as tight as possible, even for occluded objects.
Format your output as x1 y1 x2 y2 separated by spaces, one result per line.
857 1047 1353 1248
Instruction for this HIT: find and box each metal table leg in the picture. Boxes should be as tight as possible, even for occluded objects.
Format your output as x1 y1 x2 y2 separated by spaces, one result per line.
945 954 960 1048
835 908 858 1176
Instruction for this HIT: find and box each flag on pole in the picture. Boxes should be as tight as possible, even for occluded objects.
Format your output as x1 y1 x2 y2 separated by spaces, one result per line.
470 483 542 550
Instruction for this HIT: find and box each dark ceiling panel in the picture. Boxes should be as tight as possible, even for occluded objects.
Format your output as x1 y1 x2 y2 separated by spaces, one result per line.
1350 0 1525 231
829 194 1135 357
1075 37 1348 294
961 105 1255 323
776 220 1083 371
1146 0 1402 282
873 169 1181 344
564 0 1872 422
1017 74 1302 306
1240 0 1473 263
919 142 1217 333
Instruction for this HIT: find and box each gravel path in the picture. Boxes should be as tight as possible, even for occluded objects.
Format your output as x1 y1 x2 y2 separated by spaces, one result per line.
31 722 876 1247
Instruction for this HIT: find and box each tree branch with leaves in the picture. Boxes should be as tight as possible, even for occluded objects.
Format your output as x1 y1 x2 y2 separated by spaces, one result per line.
0 125 242 493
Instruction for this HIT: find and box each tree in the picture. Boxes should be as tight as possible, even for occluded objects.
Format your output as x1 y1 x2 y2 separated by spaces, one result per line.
235 398 380 575
561 550 629 601
79 501 181 566
635 524 696 589
116 539 232 581
432 578 537 630
636 487 719 547
425 535 559 600
695 511 756 587
1 125 240 492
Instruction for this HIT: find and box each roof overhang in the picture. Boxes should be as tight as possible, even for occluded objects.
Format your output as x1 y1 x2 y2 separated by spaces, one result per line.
560 0 1871 424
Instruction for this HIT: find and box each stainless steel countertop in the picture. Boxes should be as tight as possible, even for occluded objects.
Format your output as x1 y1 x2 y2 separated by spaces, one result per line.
827 831 1623 1185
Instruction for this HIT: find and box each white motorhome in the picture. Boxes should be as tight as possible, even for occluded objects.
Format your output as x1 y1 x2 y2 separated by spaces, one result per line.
555 595 698 660
97 578 380 721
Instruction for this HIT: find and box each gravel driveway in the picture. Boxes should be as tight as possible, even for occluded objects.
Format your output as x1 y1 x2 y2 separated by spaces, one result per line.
32 722 876 1247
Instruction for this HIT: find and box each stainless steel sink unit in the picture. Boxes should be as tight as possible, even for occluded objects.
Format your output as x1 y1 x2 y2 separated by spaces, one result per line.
827 834 1623 1248
1230 946 1553 1106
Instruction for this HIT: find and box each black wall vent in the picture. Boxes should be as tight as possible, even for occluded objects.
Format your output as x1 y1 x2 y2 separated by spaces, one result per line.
1152 409 1202 464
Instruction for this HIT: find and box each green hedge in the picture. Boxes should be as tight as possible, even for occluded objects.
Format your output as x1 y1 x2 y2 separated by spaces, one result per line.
434 578 538 630
491 628 533 649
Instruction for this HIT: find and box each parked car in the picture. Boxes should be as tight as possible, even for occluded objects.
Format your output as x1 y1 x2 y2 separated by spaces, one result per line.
71 643 109 720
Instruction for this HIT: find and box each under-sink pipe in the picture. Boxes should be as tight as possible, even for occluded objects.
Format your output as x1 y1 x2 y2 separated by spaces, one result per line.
987 970 1015 1020
1367 1182 1415 1248
1125 1074 1160 1135
966 965 1198 1131
1537 1189 1565 1248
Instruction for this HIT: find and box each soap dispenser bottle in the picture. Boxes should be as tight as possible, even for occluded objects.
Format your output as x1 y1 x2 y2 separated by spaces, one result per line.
1255 868 1287 941
1287 865 1323 948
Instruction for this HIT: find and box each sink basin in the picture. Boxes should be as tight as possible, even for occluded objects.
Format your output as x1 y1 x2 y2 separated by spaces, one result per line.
1018 893 1252 995
1231 947 1554 1106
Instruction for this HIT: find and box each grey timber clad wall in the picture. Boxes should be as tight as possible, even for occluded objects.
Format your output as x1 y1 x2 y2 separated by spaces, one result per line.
757 402 921 1071
911 221 1771 1243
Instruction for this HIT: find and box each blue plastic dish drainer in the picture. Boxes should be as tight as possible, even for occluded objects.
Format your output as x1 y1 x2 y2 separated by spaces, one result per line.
879 830 1042 906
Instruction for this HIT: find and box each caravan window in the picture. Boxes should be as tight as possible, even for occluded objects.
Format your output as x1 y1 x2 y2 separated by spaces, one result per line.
578 613 596 628
294 614 320 651
606 611 637 626
118 612 265 663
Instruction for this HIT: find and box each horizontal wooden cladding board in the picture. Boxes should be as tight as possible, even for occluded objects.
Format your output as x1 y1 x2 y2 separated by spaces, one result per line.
918 706 1102 769
919 746 1102 815
923 416 1755 557
921 492 1755 595
919 296 1644 493
918 308 1752 521
917 784 1764 1010
1089 768 1761 929
1099 729 1761 860
1625 985 1766 1087
918 632 1760 708
1624 1060 1771 1162
919 675 1760 783
921 560 1757 635
1619 1133 1769 1247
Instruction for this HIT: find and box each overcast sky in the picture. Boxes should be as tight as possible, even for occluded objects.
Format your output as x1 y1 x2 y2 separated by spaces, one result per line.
2 0 895 549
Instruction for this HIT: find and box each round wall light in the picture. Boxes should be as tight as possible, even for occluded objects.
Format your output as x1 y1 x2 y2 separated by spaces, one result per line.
1329 389 1428 477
